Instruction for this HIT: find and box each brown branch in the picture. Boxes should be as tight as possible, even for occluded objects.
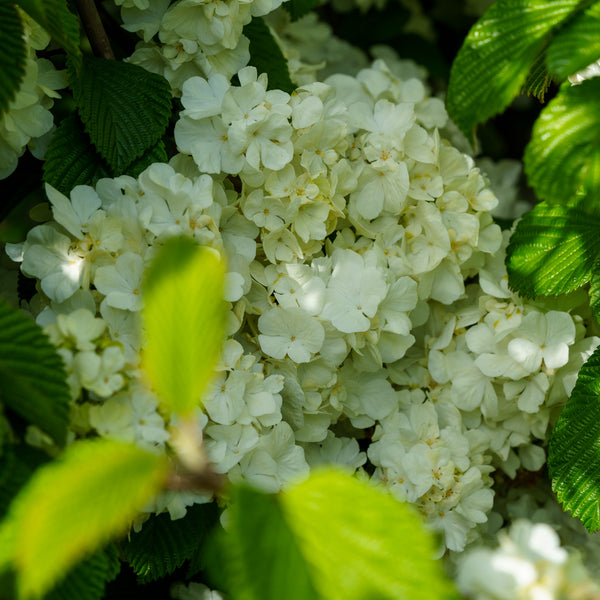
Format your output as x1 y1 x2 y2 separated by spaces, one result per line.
73 0 115 60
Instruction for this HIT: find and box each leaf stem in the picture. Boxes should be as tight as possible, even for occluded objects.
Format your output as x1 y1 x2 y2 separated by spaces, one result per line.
73 0 115 60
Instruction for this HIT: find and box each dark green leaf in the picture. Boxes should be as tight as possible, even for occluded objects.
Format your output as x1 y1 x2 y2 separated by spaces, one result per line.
284 0 320 21
447 0 583 141
524 78 600 203
212 485 319 600
125 502 218 583
506 200 600 299
547 2 600 80
520 43 553 101
45 544 120 600
244 17 295 94
125 140 168 179
72 56 171 172
43 114 111 195
549 346 600 531
16 0 81 71
0 297 70 446
0 444 49 520
0 3 26 118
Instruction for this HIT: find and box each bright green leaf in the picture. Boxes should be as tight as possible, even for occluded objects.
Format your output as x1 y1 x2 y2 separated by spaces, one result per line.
43 115 111 195
142 237 227 416
0 297 70 445
546 2 600 80
524 78 600 203
244 17 295 94
283 0 320 21
549 346 600 532
0 439 167 599
72 56 171 172
447 0 583 141
215 470 456 600
0 3 26 118
16 0 81 72
505 200 600 299
125 502 218 583
282 470 455 600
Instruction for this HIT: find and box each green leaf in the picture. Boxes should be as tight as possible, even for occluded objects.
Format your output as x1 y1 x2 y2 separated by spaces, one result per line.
506 200 600 299
142 237 227 416
447 0 583 141
72 56 171 172
0 439 168 599
43 115 110 195
16 0 81 71
547 2 600 80
0 444 49 520
524 78 600 203
125 502 218 583
124 140 168 179
0 3 26 118
212 486 323 600
549 345 600 531
0 297 70 446
244 17 295 94
45 544 120 600
283 0 320 20
520 43 553 101
214 470 456 600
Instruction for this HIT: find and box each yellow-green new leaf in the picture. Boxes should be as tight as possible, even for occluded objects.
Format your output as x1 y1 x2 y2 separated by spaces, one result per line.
142 237 227 416
0 439 168 599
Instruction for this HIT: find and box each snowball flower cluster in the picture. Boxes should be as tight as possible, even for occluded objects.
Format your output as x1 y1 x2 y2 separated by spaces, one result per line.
8 58 599 555
0 12 66 179
456 520 600 599
118 0 285 92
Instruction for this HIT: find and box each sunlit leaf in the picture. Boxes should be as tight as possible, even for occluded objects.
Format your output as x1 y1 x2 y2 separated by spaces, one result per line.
142 237 227 416
546 2 600 80
506 200 600 299
524 78 600 203
0 439 167 599
550 346 600 532
213 470 457 600
447 0 583 141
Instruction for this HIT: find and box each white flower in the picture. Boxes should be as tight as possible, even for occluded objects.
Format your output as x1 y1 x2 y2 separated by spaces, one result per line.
258 306 325 363
94 252 145 312
321 249 387 333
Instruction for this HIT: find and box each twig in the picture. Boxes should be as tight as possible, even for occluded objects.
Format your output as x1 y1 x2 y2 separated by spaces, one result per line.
73 0 115 60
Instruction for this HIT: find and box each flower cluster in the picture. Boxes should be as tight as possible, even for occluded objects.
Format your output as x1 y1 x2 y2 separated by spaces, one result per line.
456 520 600 599
0 12 66 179
117 0 285 92
9 57 598 557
